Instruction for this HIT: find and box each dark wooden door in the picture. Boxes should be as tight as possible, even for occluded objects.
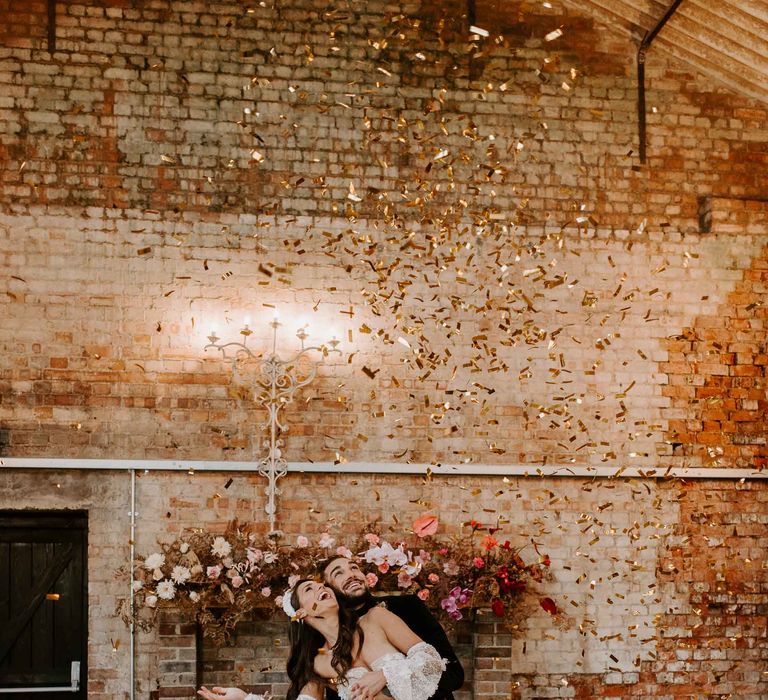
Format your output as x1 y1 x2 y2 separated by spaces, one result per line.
0 511 87 698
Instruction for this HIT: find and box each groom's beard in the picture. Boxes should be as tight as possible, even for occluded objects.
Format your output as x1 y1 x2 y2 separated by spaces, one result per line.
334 588 375 611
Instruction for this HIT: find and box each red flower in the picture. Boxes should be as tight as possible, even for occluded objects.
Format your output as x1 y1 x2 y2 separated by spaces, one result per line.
540 597 558 615
480 535 498 551
491 599 505 617
468 520 481 530
472 557 485 569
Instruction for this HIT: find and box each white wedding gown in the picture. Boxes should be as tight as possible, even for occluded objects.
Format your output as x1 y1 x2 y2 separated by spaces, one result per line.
245 641 445 700
337 642 445 700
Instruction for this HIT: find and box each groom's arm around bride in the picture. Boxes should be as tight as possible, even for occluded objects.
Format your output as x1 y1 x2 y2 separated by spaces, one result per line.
323 557 465 700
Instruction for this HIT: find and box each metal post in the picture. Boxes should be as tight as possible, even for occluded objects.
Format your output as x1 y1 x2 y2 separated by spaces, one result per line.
47 0 56 53
129 469 136 700
637 0 685 163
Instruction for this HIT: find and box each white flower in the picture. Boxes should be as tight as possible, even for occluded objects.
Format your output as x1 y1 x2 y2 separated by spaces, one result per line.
145 595 158 608
156 580 176 600
247 548 263 564
296 535 309 548
288 574 300 588
403 556 422 577
263 551 277 564
189 591 200 602
144 553 165 570
211 537 232 558
179 542 190 554
132 580 143 592
171 566 191 585
364 541 408 568
318 532 335 548
261 586 271 597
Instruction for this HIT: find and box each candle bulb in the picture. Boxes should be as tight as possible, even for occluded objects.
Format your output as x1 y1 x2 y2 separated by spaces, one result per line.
244 316 251 328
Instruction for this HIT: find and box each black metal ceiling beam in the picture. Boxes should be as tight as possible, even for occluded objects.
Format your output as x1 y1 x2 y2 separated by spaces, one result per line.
637 0 685 163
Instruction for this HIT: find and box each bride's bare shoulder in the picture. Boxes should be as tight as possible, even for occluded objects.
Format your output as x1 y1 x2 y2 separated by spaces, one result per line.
298 680 325 700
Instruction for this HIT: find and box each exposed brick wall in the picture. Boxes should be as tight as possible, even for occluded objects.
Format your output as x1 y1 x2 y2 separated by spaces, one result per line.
0 0 767 698
663 198 768 470
0 0 49 50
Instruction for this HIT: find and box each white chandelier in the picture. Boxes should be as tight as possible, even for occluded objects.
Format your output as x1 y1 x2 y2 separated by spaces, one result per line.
205 312 340 536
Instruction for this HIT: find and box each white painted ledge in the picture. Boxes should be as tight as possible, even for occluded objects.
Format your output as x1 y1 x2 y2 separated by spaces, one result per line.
0 458 765 480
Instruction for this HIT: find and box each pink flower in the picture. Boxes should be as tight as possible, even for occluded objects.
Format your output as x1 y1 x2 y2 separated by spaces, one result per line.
397 571 412 588
364 533 380 545
288 574 300 588
207 565 222 580
417 588 430 601
378 563 390 574
336 545 353 558
261 587 271 597
318 532 335 548
413 514 439 538
247 548 263 563
231 575 244 588
428 573 440 584
365 573 379 588
443 561 459 576
416 549 432 564
296 536 309 548
438 547 449 555
473 557 485 569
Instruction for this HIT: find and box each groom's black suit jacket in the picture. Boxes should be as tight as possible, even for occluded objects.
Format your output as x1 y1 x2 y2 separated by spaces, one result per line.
325 594 464 700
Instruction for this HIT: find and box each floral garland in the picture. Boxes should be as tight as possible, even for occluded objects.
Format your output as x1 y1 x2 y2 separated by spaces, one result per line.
119 515 557 644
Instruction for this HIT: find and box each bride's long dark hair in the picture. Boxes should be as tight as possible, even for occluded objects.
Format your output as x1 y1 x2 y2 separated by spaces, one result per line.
285 579 365 700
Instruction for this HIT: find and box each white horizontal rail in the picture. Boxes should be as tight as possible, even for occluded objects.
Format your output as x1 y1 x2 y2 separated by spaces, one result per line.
0 457 764 480
0 688 77 694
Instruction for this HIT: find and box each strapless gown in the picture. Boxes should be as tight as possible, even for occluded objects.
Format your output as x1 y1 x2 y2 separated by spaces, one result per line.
337 642 445 700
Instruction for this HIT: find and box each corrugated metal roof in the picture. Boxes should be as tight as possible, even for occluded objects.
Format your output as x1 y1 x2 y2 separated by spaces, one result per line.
561 0 768 104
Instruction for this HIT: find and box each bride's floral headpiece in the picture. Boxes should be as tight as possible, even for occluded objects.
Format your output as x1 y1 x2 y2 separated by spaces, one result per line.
282 587 299 620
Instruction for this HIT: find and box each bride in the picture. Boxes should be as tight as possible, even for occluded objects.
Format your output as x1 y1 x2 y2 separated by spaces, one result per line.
198 578 445 700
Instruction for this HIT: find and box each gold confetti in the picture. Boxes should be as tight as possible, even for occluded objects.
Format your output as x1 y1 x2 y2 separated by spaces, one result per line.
544 28 563 41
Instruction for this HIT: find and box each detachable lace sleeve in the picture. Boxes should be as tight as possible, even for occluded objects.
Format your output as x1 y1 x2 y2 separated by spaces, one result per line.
245 695 317 700
376 642 446 700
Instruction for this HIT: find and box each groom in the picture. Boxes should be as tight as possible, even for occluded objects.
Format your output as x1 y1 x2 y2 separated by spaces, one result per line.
323 556 464 700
